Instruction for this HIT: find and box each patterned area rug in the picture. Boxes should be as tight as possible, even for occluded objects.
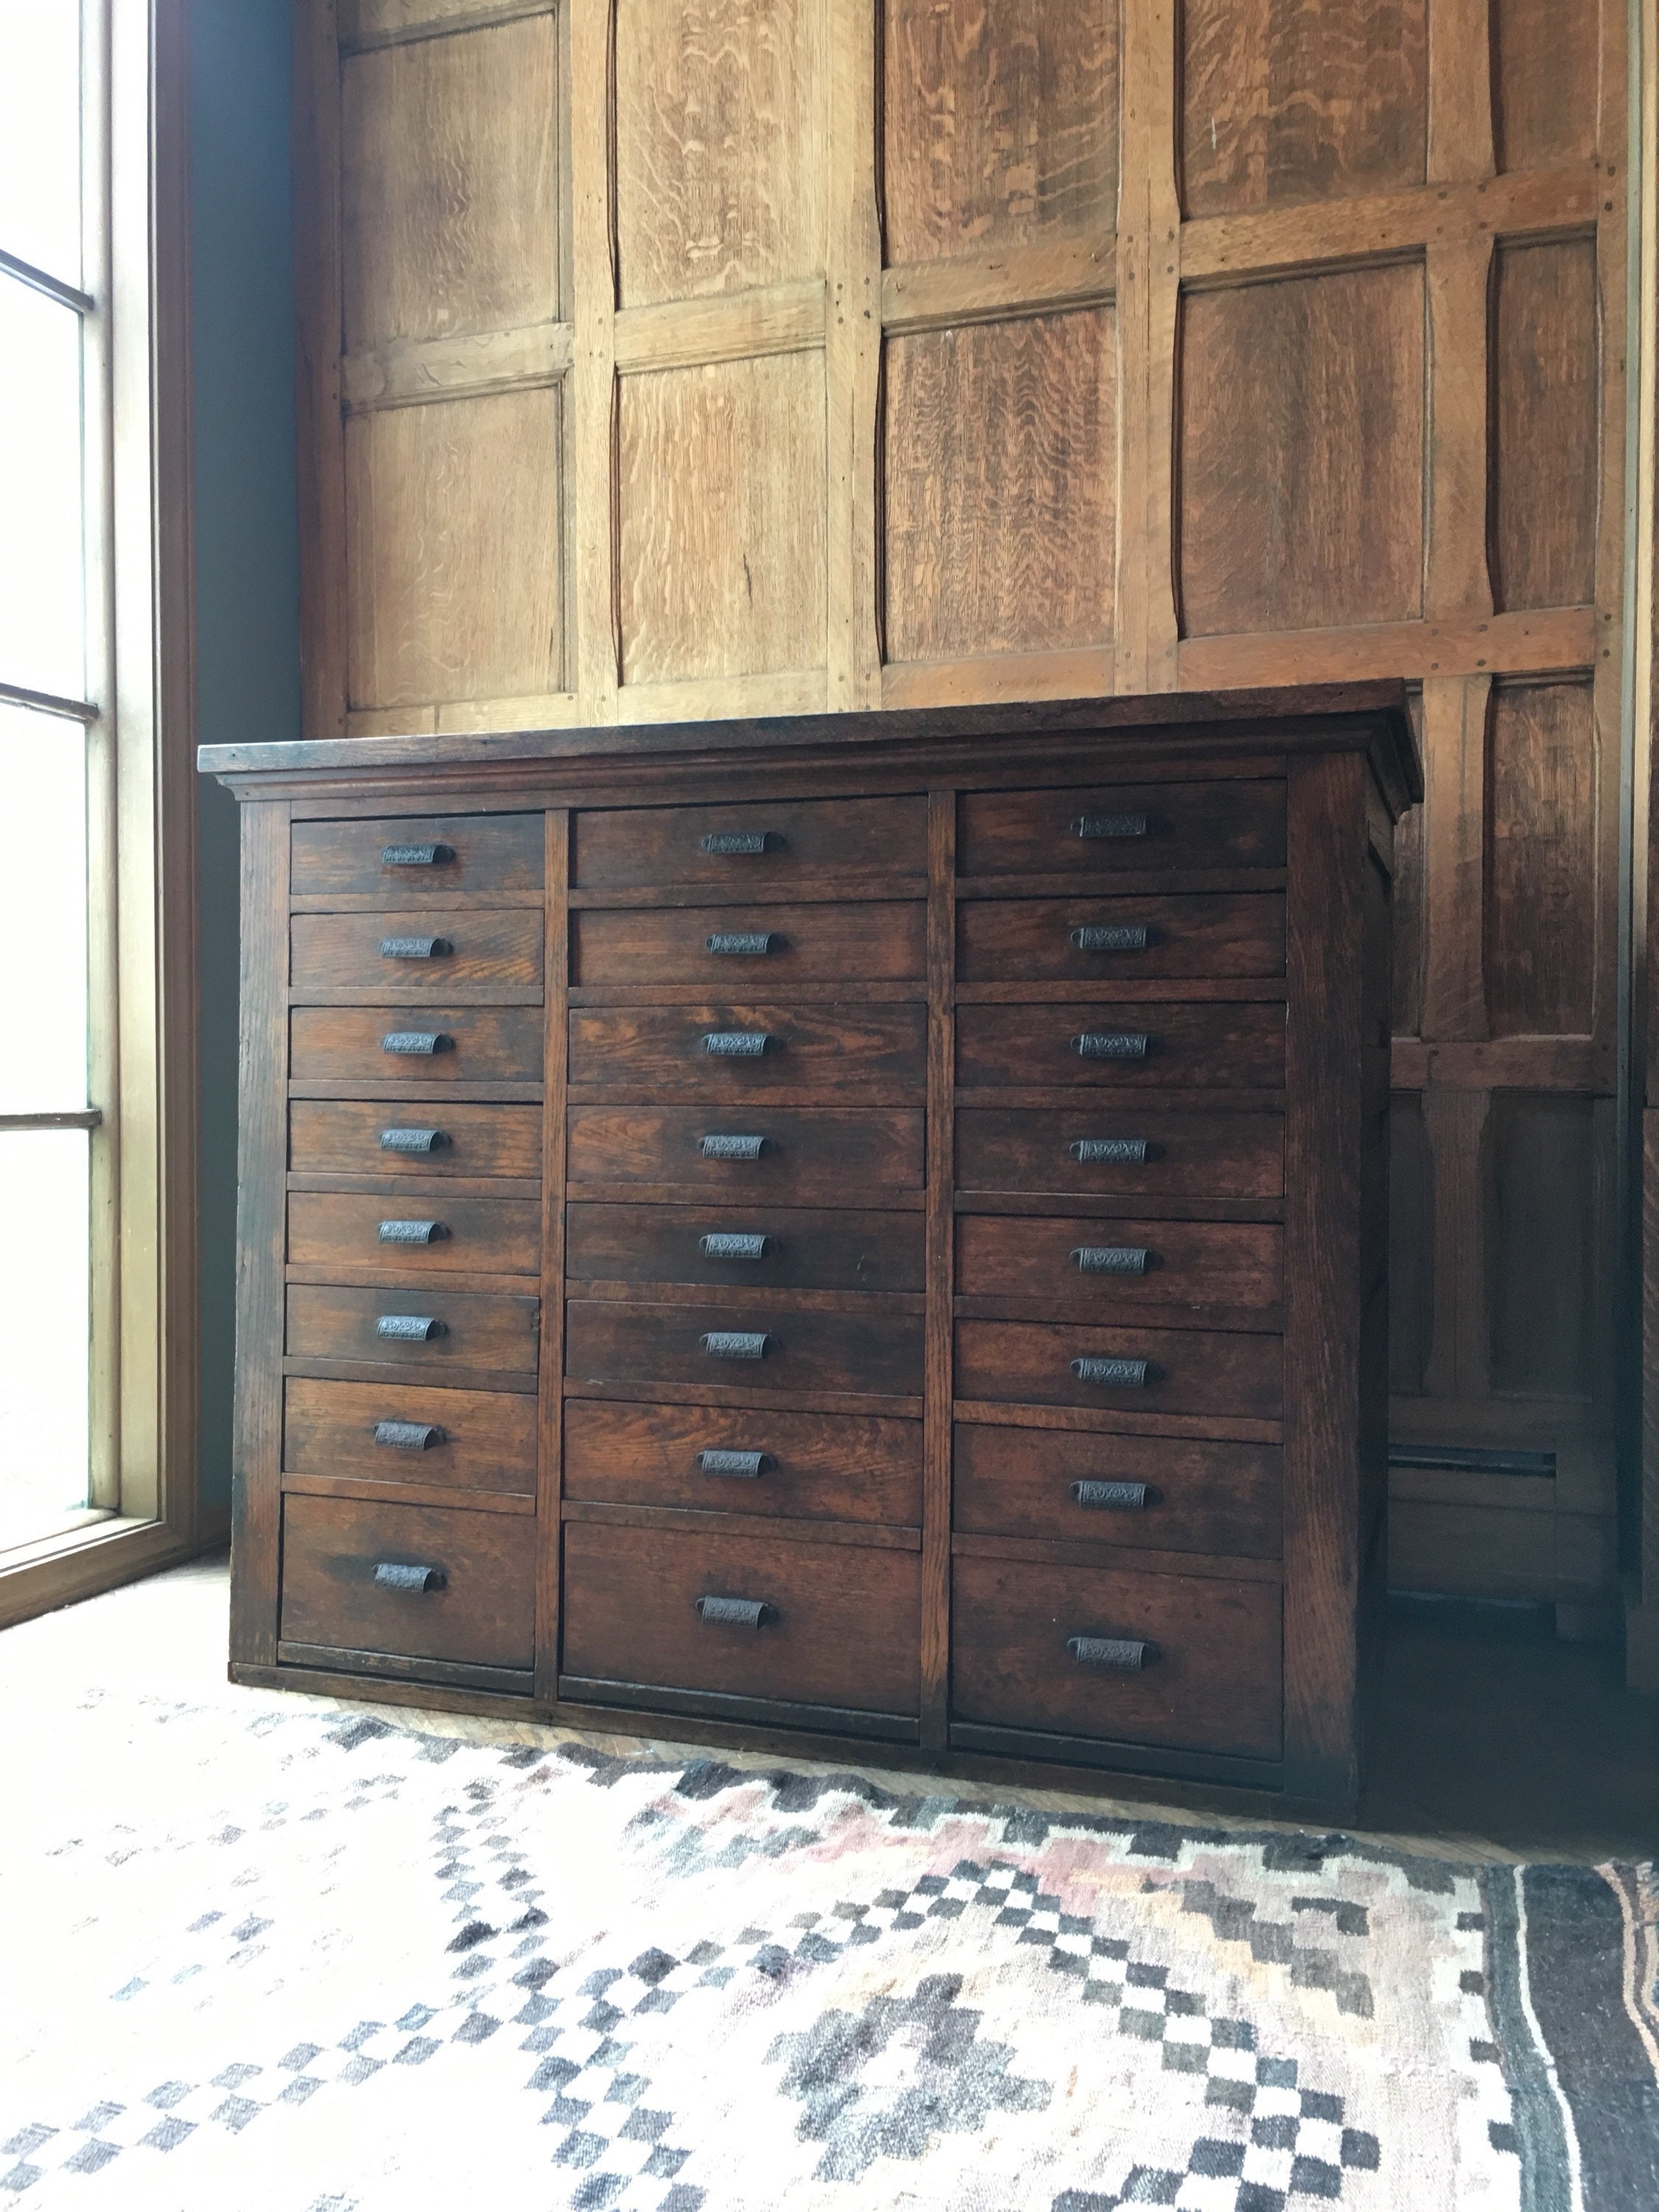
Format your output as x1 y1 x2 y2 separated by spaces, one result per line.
2 1662 1655 2211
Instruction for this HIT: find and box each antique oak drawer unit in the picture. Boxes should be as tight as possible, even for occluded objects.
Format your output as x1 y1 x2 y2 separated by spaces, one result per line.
204 684 1418 1811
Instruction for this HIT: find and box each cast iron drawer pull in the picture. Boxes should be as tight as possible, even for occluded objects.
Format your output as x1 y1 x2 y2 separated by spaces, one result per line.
378 1313 445 1342
380 842 453 868
380 936 451 961
700 1232 769 1260
374 1561 446 1593
702 1330 772 1360
695 1594 773 1627
1071 1356 1150 1388
380 1127 448 1154
1075 1031 1150 1060
700 1133 766 1161
1071 924 1152 953
381 1030 449 1057
701 831 779 855
374 1419 444 1451
698 1448 772 1477
1070 1136 1151 1164
703 1030 772 1057
1070 1479 1149 1512
1067 1634 1155 1671
1072 1245 1150 1275
378 1219 445 1245
706 932 782 956
1073 812 1149 841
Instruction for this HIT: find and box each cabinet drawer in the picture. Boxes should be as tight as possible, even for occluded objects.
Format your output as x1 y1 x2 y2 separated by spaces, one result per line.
561 1523 920 1719
288 1192 541 1276
573 795 926 891
573 902 924 986
290 1101 543 1179
958 780 1286 879
564 1401 921 1525
955 1319 1281 1419
566 1298 923 1399
956 1214 1281 1321
283 1377 537 1493
951 1554 1281 1759
570 1003 927 1098
953 1424 1280 1558
956 1107 1283 1200
291 814 544 900
291 911 543 1002
279 1494 535 1674
957 894 1284 983
957 1001 1284 1089
567 1203 924 1293
287 1283 540 1375
567 1107 925 1200
289 1004 543 1085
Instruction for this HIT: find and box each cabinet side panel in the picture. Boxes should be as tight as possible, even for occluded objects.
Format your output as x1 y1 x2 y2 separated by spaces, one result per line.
538 810 568 1700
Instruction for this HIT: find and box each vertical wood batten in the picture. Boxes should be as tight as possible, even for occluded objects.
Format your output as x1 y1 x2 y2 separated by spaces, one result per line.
1426 0 1497 184
294 0 349 739
1419 673 1492 1040
1419 1085 1493 1405
826 0 880 712
920 789 955 1750
571 0 619 724
535 810 570 1702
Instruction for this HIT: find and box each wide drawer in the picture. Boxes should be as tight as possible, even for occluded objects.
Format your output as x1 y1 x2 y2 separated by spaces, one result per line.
569 1003 927 1097
282 1377 537 1493
956 1001 1284 1089
288 1192 541 1276
287 1283 540 1375
952 1424 1280 1558
291 813 544 900
956 1214 1281 1321
566 1203 925 1293
563 1401 921 1525
560 1523 921 1718
957 894 1284 983
956 1107 1283 1200
289 1004 543 1084
290 1101 543 1179
573 902 924 986
957 779 1286 878
573 795 927 891
291 911 543 1001
566 1107 925 1199
566 1298 923 1398
951 1554 1281 1759
955 1319 1282 1419
279 1494 535 1673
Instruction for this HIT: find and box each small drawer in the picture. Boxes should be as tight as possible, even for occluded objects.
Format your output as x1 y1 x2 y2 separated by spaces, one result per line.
289 1101 543 1179
560 1523 921 1719
956 1107 1283 1200
951 1554 1281 1759
956 1001 1284 1090
566 1203 925 1293
956 1214 1282 1321
955 1319 1282 1419
957 779 1286 879
566 1298 923 1399
957 894 1284 983
573 902 925 986
289 1005 543 1085
566 1107 925 1200
569 1003 927 1098
953 1424 1281 1559
563 1401 921 1526
288 1192 542 1276
282 1377 537 1494
279 1494 535 1674
573 795 927 891
291 814 544 900
291 911 543 1002
286 1283 540 1376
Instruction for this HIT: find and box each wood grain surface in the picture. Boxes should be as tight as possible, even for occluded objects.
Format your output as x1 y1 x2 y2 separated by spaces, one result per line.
574 794 928 889
957 893 1285 982
568 1001 928 1098
566 1201 925 1292
282 1375 539 1492
288 1003 545 1085
566 1103 925 1197
566 1295 925 1399
956 999 1287 1089
288 1099 544 1180
1490 240 1599 613
573 900 926 984
291 812 546 898
955 1105 1285 1200
958 778 1287 877
955 1317 1284 1419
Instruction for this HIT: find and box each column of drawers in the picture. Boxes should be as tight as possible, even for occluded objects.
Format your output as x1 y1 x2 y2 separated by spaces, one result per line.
557 796 931 1740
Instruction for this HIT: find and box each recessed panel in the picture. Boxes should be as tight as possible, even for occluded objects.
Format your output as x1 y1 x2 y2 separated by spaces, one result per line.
1487 1094 1605 1400
1491 240 1599 615
1492 0 1599 170
1486 680 1596 1039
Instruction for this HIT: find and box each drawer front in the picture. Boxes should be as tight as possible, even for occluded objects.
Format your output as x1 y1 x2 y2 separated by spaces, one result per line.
958 779 1286 878
561 1523 920 1716
953 1424 1281 1558
956 1214 1282 1320
291 911 543 1001
573 795 927 891
283 1377 537 1493
290 1004 543 1085
957 894 1284 983
956 1108 1284 1200
287 1284 540 1375
290 1101 543 1179
955 1319 1282 1419
951 1554 1281 1759
291 813 545 900
574 901 925 987
566 1298 924 1398
288 1192 541 1276
567 1107 925 1199
280 1494 535 1672
957 1001 1284 1089
567 1203 925 1293
564 1401 921 1525
570 1003 927 1097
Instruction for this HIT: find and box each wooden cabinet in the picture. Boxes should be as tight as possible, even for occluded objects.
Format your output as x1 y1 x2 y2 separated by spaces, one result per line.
204 684 1417 1809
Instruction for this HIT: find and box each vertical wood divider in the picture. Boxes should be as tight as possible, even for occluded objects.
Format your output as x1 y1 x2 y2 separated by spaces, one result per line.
827 0 881 712
1141 0 1182 692
920 787 956 1750
1419 672 1492 1041
1426 0 1496 182
571 0 620 723
292 0 347 740
536 808 571 1703
1424 237 1495 624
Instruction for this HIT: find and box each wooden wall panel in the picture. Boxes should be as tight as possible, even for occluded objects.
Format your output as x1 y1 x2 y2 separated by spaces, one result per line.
1486 1093 1601 1400
1491 238 1599 613
1391 797 1425 1037
1485 679 1597 1038
1490 0 1599 171
1388 1091 1433 1394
